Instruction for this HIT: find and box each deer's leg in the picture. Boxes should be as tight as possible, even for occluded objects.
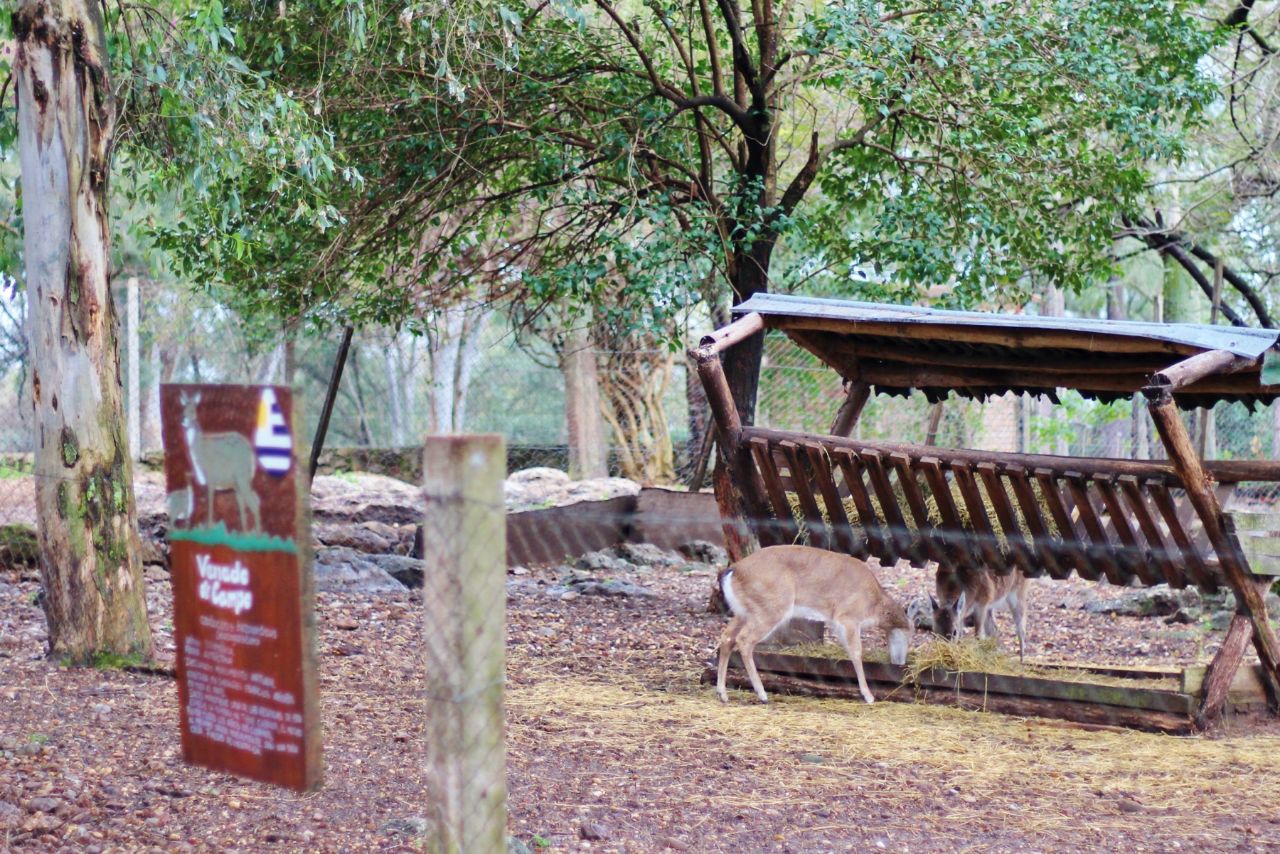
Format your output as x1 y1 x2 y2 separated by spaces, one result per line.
834 621 874 704
738 632 771 704
974 603 993 641
1009 589 1028 662
206 487 214 524
716 618 744 703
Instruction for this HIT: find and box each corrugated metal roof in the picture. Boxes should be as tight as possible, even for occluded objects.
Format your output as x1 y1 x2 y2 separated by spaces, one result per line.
734 294 1280 358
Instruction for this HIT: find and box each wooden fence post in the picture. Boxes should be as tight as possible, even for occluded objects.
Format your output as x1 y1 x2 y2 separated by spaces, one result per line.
422 435 508 854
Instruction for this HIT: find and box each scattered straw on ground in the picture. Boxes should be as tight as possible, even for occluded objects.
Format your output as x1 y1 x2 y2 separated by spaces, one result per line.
507 655 1280 840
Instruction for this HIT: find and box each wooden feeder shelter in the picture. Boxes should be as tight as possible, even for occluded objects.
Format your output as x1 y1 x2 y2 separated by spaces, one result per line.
692 294 1280 727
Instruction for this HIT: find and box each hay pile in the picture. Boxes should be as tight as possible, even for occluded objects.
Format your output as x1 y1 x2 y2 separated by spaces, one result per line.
772 637 1177 690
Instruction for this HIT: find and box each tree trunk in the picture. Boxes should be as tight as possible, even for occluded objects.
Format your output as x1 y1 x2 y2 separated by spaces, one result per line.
452 305 491 430
721 242 773 428
14 0 151 662
562 323 608 479
384 335 406 446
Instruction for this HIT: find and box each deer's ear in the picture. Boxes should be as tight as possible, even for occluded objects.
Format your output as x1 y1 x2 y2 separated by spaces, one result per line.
955 591 967 614
928 593 938 610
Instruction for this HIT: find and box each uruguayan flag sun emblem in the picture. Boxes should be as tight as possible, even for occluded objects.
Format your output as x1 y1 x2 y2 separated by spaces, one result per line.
254 388 292 475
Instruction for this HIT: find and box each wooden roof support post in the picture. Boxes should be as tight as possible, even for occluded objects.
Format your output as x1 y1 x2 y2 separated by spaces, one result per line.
830 381 871 437
691 343 762 564
1145 380 1280 721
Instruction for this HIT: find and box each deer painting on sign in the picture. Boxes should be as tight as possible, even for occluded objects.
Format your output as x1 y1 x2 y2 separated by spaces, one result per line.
180 391 261 532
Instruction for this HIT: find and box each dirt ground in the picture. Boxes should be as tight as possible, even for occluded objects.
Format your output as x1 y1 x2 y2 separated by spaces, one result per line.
3 555 1280 853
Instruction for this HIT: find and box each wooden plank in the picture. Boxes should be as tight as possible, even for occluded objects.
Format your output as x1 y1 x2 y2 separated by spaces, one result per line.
1034 469 1089 581
1233 529 1280 576
738 425 1280 484
804 443 858 556
976 463 1037 579
1148 481 1214 590
742 653 1196 715
1006 467 1063 579
1093 475 1159 586
889 452 950 569
1182 660 1269 702
780 441 831 551
920 457 978 573
860 449 911 563
1117 476 1185 588
833 449 884 561
1063 473 1129 584
709 669 1195 735
748 437 800 547
952 464 1006 573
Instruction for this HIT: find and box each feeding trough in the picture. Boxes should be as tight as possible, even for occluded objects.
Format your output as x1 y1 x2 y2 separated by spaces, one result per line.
692 294 1280 729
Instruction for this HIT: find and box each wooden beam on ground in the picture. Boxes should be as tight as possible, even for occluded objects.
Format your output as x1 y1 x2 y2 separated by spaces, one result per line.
1146 395 1280 715
829 381 871 437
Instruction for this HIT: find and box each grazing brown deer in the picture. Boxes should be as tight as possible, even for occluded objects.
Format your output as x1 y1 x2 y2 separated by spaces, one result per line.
930 565 1029 660
715 545 912 704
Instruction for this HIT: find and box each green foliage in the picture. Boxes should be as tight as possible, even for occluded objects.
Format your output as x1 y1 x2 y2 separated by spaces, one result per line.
1030 390 1130 452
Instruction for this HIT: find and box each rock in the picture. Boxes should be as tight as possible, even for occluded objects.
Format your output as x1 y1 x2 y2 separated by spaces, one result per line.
504 468 639 512
660 837 690 851
145 566 170 584
313 548 407 594
311 473 424 525
613 542 681 568
547 574 655 599
579 822 609 841
378 555 425 589
314 521 407 555
332 616 360 631
506 579 541 598
504 467 572 510
677 540 727 566
380 816 427 836
507 837 535 854
1081 585 1201 618
0 800 21 829
21 812 62 834
575 551 632 574
561 477 640 505
26 797 62 813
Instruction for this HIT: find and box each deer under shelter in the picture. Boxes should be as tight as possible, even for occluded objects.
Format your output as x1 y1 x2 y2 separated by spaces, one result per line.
693 294 1280 730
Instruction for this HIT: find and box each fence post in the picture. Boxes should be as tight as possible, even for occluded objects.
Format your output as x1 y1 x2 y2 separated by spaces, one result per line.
421 434 508 854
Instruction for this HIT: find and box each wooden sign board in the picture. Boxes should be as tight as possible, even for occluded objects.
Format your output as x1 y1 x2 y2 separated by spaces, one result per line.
160 384 321 791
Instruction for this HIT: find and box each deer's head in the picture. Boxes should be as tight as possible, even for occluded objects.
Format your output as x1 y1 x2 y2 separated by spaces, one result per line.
179 391 202 428
929 591 967 641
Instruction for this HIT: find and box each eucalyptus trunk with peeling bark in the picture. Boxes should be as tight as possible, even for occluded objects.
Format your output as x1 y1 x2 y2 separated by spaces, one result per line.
14 0 152 662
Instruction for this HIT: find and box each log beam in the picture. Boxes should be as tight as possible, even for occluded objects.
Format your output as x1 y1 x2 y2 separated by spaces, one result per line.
1146 395 1280 715
699 312 765 355
1145 349 1255 394
829 381 871 438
